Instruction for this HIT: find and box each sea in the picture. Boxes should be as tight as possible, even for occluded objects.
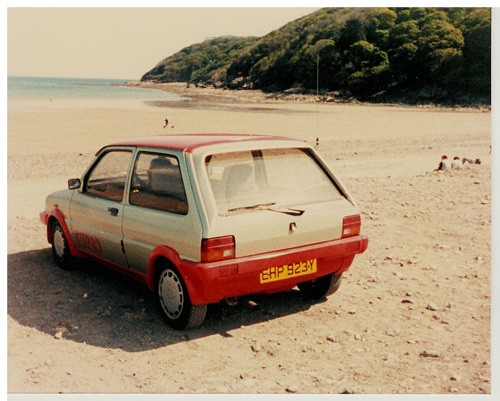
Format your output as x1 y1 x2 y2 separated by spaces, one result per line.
7 76 184 110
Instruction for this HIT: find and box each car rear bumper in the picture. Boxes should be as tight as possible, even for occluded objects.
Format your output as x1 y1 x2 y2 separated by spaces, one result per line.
180 234 368 305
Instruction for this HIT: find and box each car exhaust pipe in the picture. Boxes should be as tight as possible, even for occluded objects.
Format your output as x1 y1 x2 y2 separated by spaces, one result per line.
225 297 238 306
246 300 259 311
224 298 259 311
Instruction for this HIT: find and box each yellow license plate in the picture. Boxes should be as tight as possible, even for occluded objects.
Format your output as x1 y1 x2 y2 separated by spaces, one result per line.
260 259 317 284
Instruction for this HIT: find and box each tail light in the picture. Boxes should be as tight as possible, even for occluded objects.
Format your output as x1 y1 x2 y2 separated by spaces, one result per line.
342 215 361 238
201 236 235 262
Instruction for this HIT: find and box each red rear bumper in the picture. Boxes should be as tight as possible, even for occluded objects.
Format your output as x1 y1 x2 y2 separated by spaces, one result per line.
179 234 368 305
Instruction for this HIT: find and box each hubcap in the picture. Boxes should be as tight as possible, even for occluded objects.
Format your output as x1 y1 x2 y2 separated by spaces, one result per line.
53 226 65 258
158 269 184 320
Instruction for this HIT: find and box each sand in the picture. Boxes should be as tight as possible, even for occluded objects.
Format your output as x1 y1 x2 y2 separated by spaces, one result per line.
7 83 493 395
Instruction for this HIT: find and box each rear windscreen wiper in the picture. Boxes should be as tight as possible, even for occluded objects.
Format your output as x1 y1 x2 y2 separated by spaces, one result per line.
228 203 304 216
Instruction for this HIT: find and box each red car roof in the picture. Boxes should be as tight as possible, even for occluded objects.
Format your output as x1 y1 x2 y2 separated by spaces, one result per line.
104 134 305 154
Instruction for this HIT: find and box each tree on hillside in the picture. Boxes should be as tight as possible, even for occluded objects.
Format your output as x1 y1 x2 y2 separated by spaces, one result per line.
416 13 465 93
459 8 491 95
365 7 397 49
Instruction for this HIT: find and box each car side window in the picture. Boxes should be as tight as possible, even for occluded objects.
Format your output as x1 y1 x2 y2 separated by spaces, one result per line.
84 150 132 202
129 152 188 215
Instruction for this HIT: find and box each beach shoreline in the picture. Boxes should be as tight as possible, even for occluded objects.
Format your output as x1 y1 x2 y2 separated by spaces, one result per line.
124 80 492 112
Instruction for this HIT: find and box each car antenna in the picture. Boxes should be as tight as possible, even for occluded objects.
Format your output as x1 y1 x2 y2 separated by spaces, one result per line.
316 52 320 149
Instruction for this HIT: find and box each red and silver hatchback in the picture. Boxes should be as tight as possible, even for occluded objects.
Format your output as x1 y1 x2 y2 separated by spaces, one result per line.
40 134 368 329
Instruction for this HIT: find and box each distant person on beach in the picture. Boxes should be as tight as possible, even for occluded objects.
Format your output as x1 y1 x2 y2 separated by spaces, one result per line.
435 155 450 171
163 118 169 128
451 156 462 170
462 157 482 165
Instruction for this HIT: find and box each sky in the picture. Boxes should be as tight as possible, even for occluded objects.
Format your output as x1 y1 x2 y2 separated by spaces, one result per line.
7 2 495 80
7 7 322 80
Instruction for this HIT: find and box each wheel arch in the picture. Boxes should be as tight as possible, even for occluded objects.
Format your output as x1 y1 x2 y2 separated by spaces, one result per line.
149 255 176 288
146 246 198 300
46 210 85 258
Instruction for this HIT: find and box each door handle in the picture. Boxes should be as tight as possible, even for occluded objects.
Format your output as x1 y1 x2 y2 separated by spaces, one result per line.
108 207 119 217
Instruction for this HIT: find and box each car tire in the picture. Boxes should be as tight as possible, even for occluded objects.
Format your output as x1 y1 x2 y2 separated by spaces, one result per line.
51 221 75 270
298 273 342 300
157 266 207 329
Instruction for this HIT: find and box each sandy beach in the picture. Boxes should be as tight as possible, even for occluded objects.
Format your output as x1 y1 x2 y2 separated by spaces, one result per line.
7 83 492 394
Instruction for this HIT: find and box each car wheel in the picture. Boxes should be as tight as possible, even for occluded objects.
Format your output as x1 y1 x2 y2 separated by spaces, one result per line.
51 221 75 270
157 266 207 329
298 273 342 300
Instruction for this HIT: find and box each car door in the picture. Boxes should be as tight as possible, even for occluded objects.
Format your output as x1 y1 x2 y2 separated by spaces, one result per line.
69 148 134 267
121 151 202 275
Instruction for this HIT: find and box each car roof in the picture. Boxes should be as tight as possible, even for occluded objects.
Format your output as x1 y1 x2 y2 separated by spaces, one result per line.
103 134 307 154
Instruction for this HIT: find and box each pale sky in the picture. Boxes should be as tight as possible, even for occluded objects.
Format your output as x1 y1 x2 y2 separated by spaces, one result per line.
7 7 321 80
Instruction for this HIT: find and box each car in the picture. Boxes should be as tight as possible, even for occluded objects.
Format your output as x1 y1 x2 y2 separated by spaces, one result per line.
40 134 368 329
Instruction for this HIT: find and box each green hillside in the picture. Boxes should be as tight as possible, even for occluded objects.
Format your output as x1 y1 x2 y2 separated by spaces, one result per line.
141 7 491 104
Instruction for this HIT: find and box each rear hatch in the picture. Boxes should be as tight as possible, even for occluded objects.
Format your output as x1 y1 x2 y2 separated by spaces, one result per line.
202 147 359 257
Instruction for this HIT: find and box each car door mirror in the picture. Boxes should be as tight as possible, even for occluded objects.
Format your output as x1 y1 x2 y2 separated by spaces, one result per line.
68 178 81 190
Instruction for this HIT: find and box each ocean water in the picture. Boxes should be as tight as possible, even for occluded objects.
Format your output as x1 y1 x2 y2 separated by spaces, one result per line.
7 76 183 110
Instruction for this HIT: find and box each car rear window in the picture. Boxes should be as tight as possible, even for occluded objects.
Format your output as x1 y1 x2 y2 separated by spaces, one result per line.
205 148 345 215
